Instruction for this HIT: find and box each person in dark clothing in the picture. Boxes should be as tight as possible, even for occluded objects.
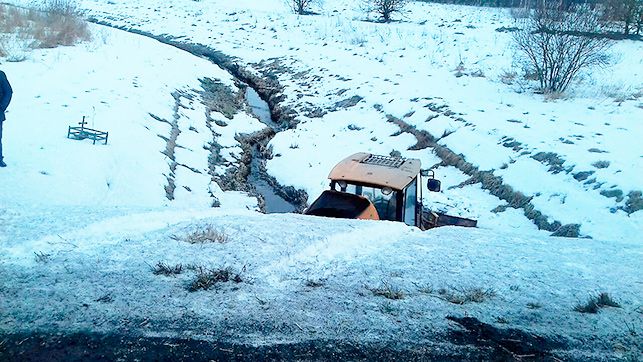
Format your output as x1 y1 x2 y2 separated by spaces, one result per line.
0 70 13 168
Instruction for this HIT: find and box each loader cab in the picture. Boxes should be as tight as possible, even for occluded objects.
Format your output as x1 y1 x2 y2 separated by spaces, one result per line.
306 153 438 227
305 152 477 230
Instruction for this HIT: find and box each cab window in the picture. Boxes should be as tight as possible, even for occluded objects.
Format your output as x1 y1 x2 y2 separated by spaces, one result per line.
332 181 397 221
403 177 417 226
362 186 397 221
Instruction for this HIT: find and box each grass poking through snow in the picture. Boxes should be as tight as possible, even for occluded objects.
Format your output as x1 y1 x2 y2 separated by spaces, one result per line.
171 225 230 244
151 262 183 276
33 251 52 264
574 292 621 313
187 267 243 292
436 286 496 305
368 281 405 300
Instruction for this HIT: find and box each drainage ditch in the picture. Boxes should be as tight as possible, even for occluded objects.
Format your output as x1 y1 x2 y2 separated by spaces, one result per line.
244 87 299 213
88 21 307 213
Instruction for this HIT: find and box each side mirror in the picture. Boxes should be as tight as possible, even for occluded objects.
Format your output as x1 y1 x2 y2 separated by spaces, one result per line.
423 169 441 192
427 178 441 192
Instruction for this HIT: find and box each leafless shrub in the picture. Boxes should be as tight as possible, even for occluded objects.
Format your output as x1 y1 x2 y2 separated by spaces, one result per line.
363 0 408 23
37 13 91 48
0 33 32 62
37 0 83 16
574 292 620 313
286 0 322 15
0 2 90 56
602 0 642 35
172 225 231 244
512 1 612 93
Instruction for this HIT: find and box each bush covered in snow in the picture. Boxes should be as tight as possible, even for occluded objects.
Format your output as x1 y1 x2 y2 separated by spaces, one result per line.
287 0 323 15
0 1 90 60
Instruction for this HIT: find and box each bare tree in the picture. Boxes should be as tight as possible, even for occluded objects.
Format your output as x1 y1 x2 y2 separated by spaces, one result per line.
287 0 321 15
636 3 643 34
363 0 408 23
602 0 642 35
512 1 612 93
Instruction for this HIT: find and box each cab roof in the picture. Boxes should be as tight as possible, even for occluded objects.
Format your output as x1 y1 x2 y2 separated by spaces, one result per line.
328 153 421 191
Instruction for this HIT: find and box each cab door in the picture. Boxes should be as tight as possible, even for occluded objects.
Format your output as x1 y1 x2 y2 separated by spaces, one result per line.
403 177 418 226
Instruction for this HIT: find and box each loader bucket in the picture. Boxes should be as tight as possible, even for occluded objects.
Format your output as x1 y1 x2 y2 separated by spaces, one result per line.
422 211 478 230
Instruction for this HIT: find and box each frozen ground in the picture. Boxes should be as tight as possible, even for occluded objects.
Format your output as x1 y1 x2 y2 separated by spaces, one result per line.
0 0 642 360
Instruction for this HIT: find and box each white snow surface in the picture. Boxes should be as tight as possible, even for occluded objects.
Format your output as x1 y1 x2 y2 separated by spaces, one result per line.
42 0 641 242
0 0 642 359
1 206 641 359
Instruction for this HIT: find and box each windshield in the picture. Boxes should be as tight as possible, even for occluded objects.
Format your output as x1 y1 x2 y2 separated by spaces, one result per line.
332 182 398 221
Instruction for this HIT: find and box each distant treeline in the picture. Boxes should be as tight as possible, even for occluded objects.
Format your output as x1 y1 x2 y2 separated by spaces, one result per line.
416 0 642 36
415 0 598 9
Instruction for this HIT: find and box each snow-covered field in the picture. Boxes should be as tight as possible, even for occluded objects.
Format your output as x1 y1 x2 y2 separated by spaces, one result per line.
0 22 263 210
58 0 643 242
1 0 641 360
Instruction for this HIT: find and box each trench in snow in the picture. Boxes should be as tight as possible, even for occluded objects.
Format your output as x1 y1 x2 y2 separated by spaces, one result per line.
244 87 296 214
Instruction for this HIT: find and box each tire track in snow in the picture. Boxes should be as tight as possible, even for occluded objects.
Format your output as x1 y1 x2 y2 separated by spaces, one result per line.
388 113 584 237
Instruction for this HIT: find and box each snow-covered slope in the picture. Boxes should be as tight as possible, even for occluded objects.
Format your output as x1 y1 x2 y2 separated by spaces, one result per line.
0 23 262 210
40 0 641 242
0 0 641 359
1 207 641 359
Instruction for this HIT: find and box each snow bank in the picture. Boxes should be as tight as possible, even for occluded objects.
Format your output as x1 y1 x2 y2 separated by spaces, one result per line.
1 207 640 359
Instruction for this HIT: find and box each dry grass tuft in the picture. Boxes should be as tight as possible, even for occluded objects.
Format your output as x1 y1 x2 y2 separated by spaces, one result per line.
368 281 405 300
172 225 231 244
187 267 243 292
305 279 325 288
34 251 52 263
151 262 183 276
436 286 496 305
574 292 621 313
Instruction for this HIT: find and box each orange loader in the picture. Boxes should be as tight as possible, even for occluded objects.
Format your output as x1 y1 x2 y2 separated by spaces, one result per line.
305 153 477 229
